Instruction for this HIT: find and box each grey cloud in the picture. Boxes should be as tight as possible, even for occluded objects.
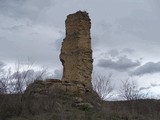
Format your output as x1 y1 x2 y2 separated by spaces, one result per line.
98 48 135 61
1 25 25 31
0 0 55 22
92 35 100 49
96 21 112 32
0 61 5 68
100 48 136 59
108 49 119 57
49 32 64 51
149 0 160 16
0 0 62 69
121 48 135 54
97 56 140 71
131 62 160 76
118 9 160 43
151 83 160 87
0 0 160 93
139 86 151 91
0 19 62 68
139 83 160 91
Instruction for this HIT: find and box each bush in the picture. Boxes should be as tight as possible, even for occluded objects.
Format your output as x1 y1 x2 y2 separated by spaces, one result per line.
0 94 22 120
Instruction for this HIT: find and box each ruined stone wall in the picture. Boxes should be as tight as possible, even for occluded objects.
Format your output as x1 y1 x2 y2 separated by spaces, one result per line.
60 11 93 88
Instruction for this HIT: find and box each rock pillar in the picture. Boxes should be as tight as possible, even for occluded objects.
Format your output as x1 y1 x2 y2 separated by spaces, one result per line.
60 11 93 88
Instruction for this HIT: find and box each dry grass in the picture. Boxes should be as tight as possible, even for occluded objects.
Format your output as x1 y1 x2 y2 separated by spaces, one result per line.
0 91 160 120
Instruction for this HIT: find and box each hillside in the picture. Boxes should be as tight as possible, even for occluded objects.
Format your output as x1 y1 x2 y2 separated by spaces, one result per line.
0 80 160 120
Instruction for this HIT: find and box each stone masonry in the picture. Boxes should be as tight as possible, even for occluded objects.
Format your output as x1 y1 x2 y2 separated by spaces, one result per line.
60 11 93 88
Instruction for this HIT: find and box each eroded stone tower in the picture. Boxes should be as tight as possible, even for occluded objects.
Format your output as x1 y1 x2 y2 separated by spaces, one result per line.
22 11 94 114
60 11 93 88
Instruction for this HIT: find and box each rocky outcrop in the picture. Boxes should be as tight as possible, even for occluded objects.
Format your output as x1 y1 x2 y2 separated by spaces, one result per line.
24 79 86 95
22 11 95 115
60 11 93 88
22 79 85 114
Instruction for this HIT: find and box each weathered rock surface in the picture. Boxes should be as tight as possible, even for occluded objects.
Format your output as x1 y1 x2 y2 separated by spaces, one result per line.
22 79 100 115
24 79 86 95
60 11 93 88
22 11 95 115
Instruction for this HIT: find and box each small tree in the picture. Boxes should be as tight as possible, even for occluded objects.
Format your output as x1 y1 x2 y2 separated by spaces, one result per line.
119 79 147 100
92 73 113 100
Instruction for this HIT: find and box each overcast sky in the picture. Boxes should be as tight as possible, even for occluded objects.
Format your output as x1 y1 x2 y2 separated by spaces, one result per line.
0 0 160 98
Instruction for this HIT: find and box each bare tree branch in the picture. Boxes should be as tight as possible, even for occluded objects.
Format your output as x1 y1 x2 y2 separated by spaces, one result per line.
92 73 114 100
119 79 148 100
0 60 49 94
